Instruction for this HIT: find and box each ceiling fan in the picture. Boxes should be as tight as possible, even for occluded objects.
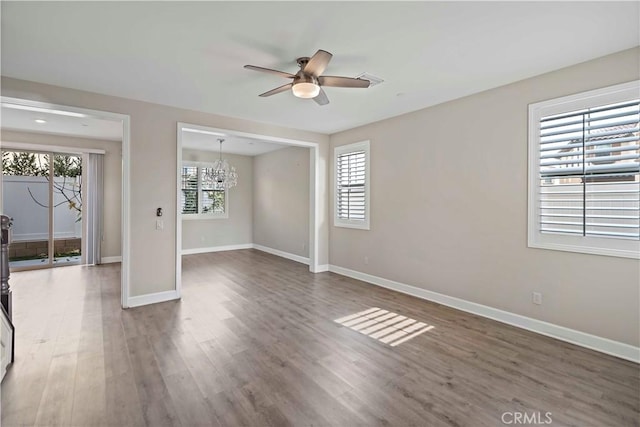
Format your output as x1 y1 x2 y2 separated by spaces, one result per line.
244 49 370 106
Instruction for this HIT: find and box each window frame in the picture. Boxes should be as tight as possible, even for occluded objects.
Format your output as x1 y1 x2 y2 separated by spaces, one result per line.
180 161 229 220
527 80 639 259
334 140 370 230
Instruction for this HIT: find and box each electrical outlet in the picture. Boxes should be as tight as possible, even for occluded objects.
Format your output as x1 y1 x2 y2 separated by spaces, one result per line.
532 292 542 305
364 256 369 265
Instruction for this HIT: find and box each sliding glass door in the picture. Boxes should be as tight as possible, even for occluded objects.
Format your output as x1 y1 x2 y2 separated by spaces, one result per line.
1 150 83 270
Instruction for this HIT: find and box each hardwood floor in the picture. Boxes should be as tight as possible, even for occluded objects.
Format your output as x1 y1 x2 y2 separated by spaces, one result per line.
1 249 638 426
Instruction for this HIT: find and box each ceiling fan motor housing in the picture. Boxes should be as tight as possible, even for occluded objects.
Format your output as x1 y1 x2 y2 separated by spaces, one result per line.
295 72 318 85
296 57 311 68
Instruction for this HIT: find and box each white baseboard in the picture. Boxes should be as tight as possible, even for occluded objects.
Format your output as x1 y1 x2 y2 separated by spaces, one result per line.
182 243 253 255
329 265 640 363
127 290 179 308
312 264 329 273
101 256 122 264
253 244 310 265
182 242 322 271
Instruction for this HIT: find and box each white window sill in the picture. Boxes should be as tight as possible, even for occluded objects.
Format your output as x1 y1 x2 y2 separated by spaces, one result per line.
334 220 370 230
182 213 228 221
528 236 640 259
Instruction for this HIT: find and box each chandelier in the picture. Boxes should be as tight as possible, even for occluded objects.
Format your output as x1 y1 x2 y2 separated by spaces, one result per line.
205 138 238 190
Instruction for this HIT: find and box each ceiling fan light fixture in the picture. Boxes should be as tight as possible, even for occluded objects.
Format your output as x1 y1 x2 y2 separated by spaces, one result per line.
292 81 320 99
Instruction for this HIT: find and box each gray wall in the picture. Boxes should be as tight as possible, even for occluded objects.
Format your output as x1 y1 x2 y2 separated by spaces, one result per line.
1 130 122 259
329 47 640 346
253 146 310 258
181 149 253 250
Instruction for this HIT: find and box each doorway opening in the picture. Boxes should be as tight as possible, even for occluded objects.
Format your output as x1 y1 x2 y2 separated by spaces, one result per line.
176 122 323 297
0 96 131 307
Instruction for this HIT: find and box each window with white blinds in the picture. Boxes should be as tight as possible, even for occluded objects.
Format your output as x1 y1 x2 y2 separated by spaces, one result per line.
180 162 228 219
181 165 199 214
335 141 370 229
528 81 639 258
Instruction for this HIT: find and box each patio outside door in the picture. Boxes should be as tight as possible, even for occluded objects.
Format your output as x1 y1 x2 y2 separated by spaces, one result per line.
1 150 83 270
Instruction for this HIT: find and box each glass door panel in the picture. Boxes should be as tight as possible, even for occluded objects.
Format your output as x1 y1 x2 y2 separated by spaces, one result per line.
2 151 51 268
52 154 82 266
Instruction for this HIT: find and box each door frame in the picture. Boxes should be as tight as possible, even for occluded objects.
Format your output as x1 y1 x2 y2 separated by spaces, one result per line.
0 96 131 308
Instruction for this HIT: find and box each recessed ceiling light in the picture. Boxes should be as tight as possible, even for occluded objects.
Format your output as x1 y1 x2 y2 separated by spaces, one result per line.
34 119 47 124
2 103 87 118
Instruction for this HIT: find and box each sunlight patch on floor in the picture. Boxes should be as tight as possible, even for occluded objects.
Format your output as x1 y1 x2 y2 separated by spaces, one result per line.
334 307 434 347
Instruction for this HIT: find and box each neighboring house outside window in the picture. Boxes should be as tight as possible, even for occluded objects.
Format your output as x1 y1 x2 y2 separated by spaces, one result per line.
528 81 639 258
181 162 228 219
334 140 370 230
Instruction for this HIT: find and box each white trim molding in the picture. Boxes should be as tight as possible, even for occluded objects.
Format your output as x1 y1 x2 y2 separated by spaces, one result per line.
127 290 179 308
312 264 329 273
176 124 184 300
100 256 122 264
329 265 640 363
182 244 253 255
1 141 106 155
252 244 310 265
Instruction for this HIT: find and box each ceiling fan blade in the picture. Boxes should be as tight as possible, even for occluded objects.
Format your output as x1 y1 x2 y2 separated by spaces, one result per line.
244 65 295 79
259 83 293 97
313 87 329 106
304 50 333 77
319 76 370 88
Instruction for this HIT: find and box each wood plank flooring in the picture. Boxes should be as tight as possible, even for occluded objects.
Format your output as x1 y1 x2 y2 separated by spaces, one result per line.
1 249 638 426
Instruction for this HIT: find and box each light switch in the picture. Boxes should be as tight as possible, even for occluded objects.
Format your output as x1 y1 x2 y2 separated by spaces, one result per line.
156 220 164 230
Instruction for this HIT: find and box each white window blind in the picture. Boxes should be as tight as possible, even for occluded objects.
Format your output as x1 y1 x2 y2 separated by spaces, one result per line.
337 151 366 219
539 100 639 239
181 163 227 218
528 81 640 258
335 141 370 229
181 166 198 214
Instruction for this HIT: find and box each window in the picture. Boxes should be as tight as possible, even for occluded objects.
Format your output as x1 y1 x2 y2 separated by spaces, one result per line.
528 81 639 258
335 140 370 229
180 163 228 219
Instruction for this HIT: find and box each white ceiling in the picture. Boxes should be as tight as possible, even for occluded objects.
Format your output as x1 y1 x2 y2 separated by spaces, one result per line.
182 129 289 156
0 105 123 141
1 2 638 135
